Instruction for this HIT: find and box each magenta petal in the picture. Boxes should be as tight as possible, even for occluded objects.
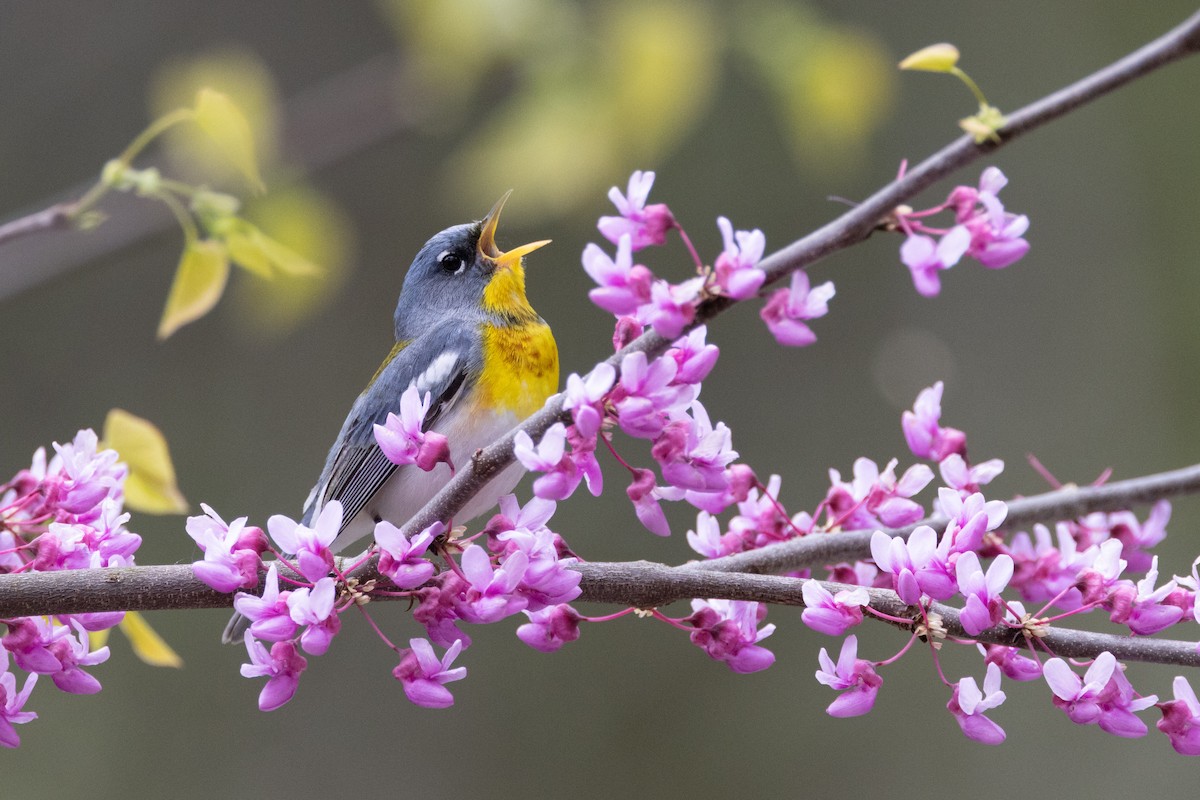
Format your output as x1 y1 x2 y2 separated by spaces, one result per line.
827 685 877 718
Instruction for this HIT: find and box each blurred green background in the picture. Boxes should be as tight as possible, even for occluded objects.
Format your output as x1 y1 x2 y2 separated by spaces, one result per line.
3 1 1200 795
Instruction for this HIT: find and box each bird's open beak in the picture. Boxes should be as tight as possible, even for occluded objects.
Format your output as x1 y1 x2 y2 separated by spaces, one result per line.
477 190 551 271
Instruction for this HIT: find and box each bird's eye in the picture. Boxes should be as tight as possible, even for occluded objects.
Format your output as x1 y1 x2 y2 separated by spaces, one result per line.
437 250 465 275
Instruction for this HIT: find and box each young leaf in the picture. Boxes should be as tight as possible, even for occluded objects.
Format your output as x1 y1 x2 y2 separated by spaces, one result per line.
158 240 230 340
194 88 265 192
120 612 184 668
103 408 189 514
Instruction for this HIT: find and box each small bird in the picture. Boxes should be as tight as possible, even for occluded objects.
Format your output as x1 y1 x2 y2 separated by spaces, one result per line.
223 192 558 643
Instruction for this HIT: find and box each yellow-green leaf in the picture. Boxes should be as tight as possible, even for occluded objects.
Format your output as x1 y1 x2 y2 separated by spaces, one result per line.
224 218 321 278
119 611 184 668
194 88 265 192
158 240 230 340
899 43 960 73
102 409 188 515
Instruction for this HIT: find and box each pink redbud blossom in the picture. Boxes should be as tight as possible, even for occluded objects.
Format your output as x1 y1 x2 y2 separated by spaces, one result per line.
713 216 767 300
956 167 1031 269
233 564 298 642
870 526 956 604
373 386 452 472
760 270 834 346
597 170 676 250
815 635 881 717
626 468 671 537
1157 676 1200 755
936 488 1007 554
641 277 703 339
668 325 719 385
412 572 471 649
901 381 967 461
801 581 869 636
517 604 583 653
955 551 1013 635
46 622 109 694
286 577 341 656
686 599 776 674
948 663 1007 744
375 520 439 589
827 457 933 530
457 545 528 623
939 453 1004 494
268 502 341 583
0 653 37 748
513 423 582 501
655 402 737 493
563 365 616 439
613 351 694 439
240 632 306 712
687 511 741 558
900 227 970 297
394 638 467 709
978 643 1043 682
583 235 654 315
187 503 265 593
1044 652 1157 737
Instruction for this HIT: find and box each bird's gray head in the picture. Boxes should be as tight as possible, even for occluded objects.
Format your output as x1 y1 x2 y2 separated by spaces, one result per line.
393 191 550 340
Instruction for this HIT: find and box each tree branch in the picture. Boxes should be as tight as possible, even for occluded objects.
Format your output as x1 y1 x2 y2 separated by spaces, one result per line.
691 462 1200 576
0 202 77 247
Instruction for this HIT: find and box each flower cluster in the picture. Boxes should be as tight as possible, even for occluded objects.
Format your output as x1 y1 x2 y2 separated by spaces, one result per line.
894 166 1030 297
583 171 834 346
196 493 582 711
0 430 140 747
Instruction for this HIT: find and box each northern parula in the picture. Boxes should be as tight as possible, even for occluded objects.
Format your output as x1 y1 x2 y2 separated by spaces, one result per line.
222 192 558 643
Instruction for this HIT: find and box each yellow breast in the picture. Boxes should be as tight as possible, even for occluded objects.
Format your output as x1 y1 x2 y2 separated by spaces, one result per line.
476 321 559 417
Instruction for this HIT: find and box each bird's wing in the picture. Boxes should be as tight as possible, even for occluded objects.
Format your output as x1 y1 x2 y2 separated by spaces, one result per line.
307 323 480 537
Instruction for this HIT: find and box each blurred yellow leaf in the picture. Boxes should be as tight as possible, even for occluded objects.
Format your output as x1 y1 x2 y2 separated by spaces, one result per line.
230 185 353 337
899 43 961 73
158 239 230 340
103 409 188 515
601 0 717 159
739 4 893 173
221 217 322 279
194 88 265 192
151 50 279 188
120 612 184 668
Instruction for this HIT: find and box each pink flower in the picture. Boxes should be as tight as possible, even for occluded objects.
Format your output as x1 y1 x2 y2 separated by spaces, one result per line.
978 643 1043 682
240 632 306 712
899 227 970 297
687 511 741 558
667 325 719 385
713 216 766 299
815 635 881 717
901 381 967 461
760 270 834 346
955 551 1013 635
582 235 654 315
373 386 452 472
686 599 776 674
286 577 341 656
1157 676 1200 755
626 468 671 537
517 604 583 653
233 564 298 642
375 520 439 589
456 545 528 623
187 504 265 593
826 457 933 530
0 653 38 749
870 526 956 604
654 401 738 494
597 170 676 250
947 663 1007 744
394 638 467 709
640 277 703 339
513 423 582 501
612 351 694 439
562 365 616 439
268 502 342 583
801 581 869 636
1044 652 1157 737
959 167 1030 268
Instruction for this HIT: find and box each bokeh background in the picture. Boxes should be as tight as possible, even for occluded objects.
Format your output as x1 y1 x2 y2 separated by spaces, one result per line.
3 1 1200 796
